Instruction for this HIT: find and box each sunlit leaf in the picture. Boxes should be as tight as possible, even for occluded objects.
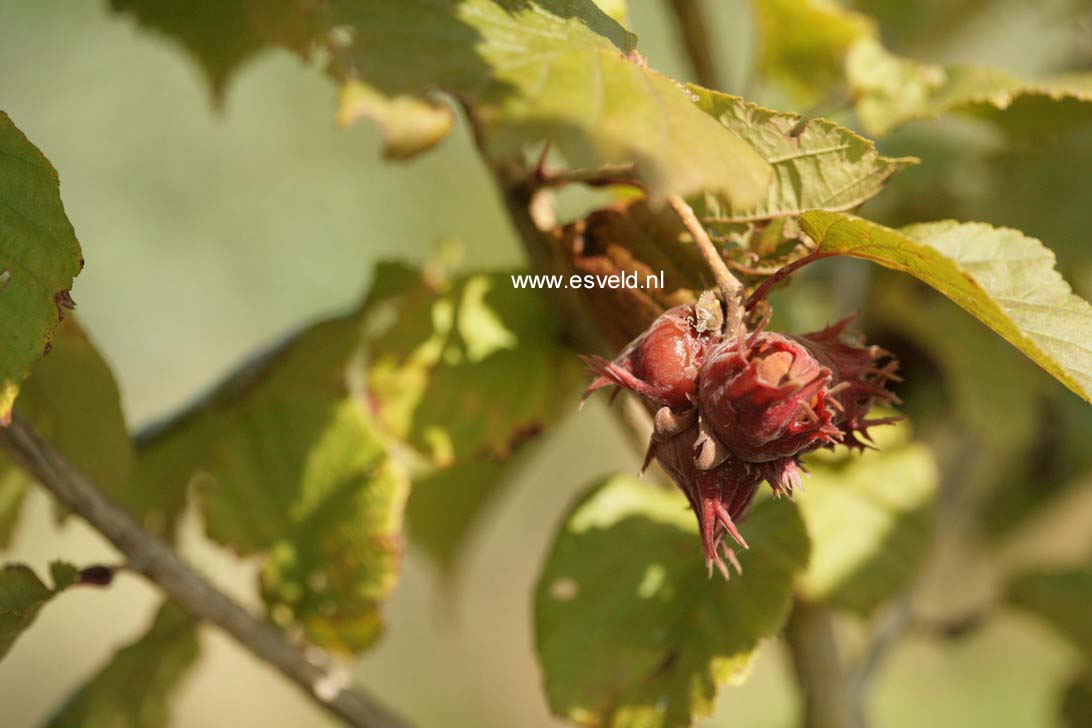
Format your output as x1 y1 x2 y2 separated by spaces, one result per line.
44 601 200 728
187 316 408 655
849 38 1092 137
799 210 1092 403
535 475 809 727
1007 568 1092 658
366 267 581 571
130 312 408 654
796 425 938 614
366 271 583 465
112 0 773 202
752 0 875 106
0 561 75 660
690 88 915 224
0 112 83 424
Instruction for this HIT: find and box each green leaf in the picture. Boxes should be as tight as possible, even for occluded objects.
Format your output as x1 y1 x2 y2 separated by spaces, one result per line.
115 0 773 202
0 112 84 424
187 316 408 654
130 313 408 654
320 0 773 201
405 457 512 575
796 426 938 614
689 88 915 224
0 315 132 543
15 316 133 489
799 210 1092 403
121 261 423 542
535 475 809 728
848 38 1092 137
1007 568 1092 658
366 268 581 571
109 0 270 105
44 601 200 728
0 561 75 660
752 0 875 106
366 271 583 465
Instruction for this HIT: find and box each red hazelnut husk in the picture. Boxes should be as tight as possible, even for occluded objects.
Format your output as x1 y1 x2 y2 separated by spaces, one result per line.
581 299 901 579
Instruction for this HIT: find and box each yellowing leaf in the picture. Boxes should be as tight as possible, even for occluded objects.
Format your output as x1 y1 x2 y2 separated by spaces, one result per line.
535 475 809 728
364 267 582 572
189 317 409 655
366 271 583 465
320 0 773 202
849 38 1092 137
752 0 875 106
336 81 455 159
799 210 1092 403
112 0 773 203
132 313 409 654
689 87 914 223
0 112 83 424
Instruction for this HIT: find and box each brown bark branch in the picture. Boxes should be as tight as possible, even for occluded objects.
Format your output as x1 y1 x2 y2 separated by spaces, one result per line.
785 600 854 728
0 415 410 728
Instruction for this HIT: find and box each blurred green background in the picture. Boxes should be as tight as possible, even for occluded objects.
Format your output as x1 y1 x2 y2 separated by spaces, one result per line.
0 1 1089 726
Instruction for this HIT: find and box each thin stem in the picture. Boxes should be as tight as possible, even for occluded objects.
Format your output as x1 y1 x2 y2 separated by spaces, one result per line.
666 0 723 90
745 251 832 310
0 415 410 728
785 600 854 728
666 194 744 329
535 163 641 190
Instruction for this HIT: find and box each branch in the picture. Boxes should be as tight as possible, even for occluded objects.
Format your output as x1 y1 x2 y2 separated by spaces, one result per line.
0 415 410 728
667 194 745 329
784 600 854 728
846 599 911 728
666 0 723 90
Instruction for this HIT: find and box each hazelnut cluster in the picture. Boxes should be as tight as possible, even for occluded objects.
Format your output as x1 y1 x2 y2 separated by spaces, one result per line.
582 294 901 578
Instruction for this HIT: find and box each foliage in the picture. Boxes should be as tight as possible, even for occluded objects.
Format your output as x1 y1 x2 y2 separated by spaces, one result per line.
0 562 77 659
796 423 937 614
800 211 1092 403
2 1 1092 726
0 112 83 425
44 602 200 728
535 476 809 727
690 88 916 224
